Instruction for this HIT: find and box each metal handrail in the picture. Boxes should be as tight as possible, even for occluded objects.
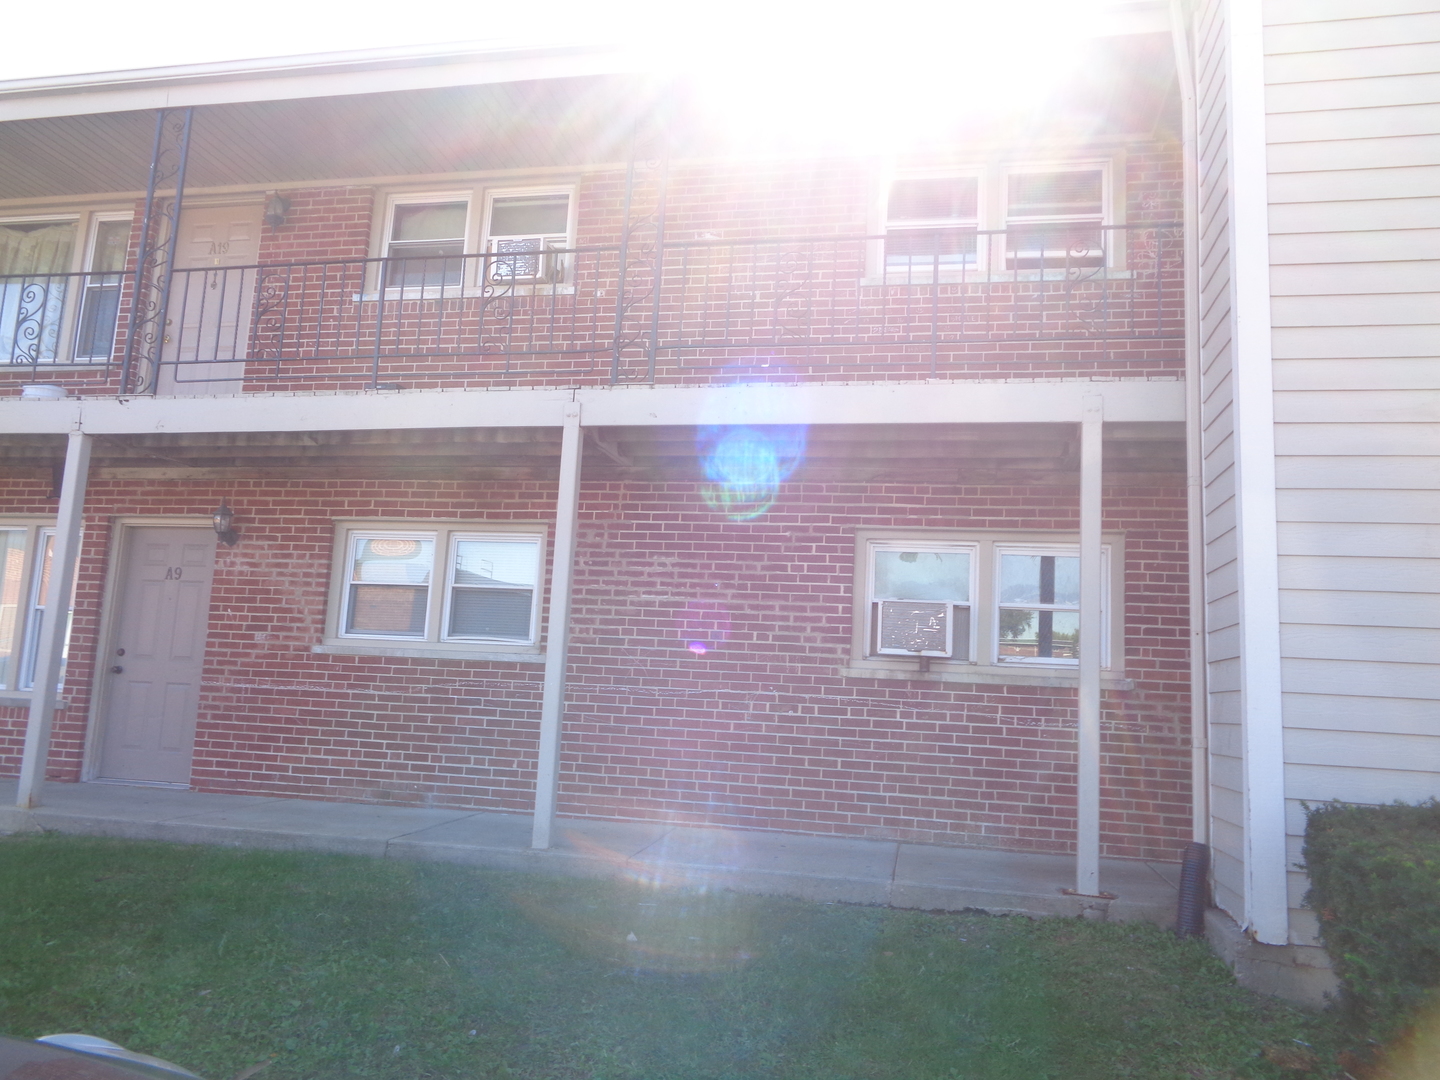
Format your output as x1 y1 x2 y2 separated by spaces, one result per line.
1 223 1183 391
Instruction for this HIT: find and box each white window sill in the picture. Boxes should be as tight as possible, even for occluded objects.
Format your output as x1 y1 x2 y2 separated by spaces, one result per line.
352 283 576 302
0 692 71 707
313 643 545 664
860 269 1135 288
839 659 1132 690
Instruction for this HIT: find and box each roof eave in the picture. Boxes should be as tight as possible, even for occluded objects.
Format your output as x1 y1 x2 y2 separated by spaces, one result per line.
0 40 643 121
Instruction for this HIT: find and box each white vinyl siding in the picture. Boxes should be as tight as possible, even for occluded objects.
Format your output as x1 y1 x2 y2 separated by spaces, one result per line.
1195 0 1246 922
1262 0 1440 948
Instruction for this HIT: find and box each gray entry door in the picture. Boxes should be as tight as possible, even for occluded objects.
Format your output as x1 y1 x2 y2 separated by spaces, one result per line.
97 527 217 783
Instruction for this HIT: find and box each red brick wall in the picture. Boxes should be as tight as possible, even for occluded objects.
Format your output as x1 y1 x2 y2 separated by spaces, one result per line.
255 187 375 264
0 144 1184 398
0 459 1190 861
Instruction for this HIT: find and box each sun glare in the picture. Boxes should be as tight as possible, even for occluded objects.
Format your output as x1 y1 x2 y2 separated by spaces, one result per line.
643 0 1107 149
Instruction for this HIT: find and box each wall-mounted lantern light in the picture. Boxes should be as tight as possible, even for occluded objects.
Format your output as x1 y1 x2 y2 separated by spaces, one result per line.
212 503 240 546
263 192 290 228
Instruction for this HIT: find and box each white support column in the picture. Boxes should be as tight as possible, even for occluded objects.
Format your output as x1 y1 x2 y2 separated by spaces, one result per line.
531 402 583 850
1075 394 1104 896
17 430 92 810
1227 0 1289 946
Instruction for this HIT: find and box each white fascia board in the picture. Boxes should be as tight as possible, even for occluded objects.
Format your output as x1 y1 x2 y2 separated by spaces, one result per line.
0 380 1184 436
0 42 640 121
1225 0 1289 947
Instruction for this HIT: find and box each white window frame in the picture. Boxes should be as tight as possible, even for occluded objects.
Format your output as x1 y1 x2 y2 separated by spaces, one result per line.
865 539 977 661
480 187 577 286
991 541 1110 669
876 156 1122 284
849 528 1124 688
73 212 133 362
370 184 578 297
320 520 548 661
1000 161 1113 275
0 518 62 703
0 210 134 367
378 191 471 297
881 172 984 285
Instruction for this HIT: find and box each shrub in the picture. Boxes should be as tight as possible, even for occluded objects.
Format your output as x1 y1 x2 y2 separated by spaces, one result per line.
1303 800 1440 1043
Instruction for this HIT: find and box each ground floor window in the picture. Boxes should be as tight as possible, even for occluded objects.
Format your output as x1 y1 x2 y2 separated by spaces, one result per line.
327 521 545 653
857 531 1114 671
0 520 60 693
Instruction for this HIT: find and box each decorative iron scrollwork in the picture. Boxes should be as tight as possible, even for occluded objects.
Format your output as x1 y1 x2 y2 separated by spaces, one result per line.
120 107 193 395
9 281 51 365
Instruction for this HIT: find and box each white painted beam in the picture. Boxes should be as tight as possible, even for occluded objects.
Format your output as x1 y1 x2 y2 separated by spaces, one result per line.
531 402 583 850
1076 395 1104 896
0 380 1185 436
16 431 91 810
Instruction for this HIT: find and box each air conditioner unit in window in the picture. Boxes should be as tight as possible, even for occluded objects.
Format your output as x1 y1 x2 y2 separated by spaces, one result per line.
487 237 566 284
875 600 952 657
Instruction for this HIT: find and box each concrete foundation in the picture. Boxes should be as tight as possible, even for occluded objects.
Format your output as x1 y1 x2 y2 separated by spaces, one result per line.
1205 907 1339 1008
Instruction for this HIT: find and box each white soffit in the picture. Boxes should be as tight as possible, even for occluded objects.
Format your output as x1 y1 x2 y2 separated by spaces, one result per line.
0 42 640 122
0 2 1170 122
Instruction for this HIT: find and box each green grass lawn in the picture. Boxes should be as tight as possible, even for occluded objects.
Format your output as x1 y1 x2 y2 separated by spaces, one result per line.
0 834 1335 1080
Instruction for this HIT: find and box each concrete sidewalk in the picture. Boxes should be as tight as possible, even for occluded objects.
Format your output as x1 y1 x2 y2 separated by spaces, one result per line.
0 781 1179 925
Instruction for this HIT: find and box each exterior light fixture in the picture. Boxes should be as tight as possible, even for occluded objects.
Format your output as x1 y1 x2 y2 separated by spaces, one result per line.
212 503 239 546
263 192 290 228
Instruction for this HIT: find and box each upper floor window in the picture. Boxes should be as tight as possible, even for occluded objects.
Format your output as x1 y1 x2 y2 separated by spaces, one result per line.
75 217 131 360
1 212 132 365
1004 168 1105 271
484 191 571 283
884 177 979 281
384 198 468 290
883 162 1113 282
377 187 575 292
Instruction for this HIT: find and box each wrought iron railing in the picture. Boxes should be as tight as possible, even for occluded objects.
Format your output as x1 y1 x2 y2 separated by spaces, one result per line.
1 271 126 369
1 224 1181 392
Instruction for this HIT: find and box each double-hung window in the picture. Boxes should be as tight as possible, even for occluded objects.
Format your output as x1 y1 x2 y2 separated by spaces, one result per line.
377 188 575 292
384 198 468 291
869 542 974 659
75 217 131 360
883 162 1113 281
0 218 75 363
328 522 545 654
995 547 1082 662
483 191 572 284
1004 167 1106 271
855 531 1116 680
884 177 979 282
0 521 64 699
0 213 132 365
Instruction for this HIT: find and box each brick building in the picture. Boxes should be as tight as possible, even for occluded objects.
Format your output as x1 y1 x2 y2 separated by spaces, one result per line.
18 0 1433 1001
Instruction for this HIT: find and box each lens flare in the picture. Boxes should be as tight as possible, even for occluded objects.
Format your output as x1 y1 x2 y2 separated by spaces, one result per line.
680 598 731 656
698 424 806 521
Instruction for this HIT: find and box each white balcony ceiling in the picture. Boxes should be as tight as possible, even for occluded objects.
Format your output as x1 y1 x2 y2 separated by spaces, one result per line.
0 35 1178 201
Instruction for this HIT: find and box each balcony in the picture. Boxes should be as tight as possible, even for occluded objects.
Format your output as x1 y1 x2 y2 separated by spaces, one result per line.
1 224 1182 397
